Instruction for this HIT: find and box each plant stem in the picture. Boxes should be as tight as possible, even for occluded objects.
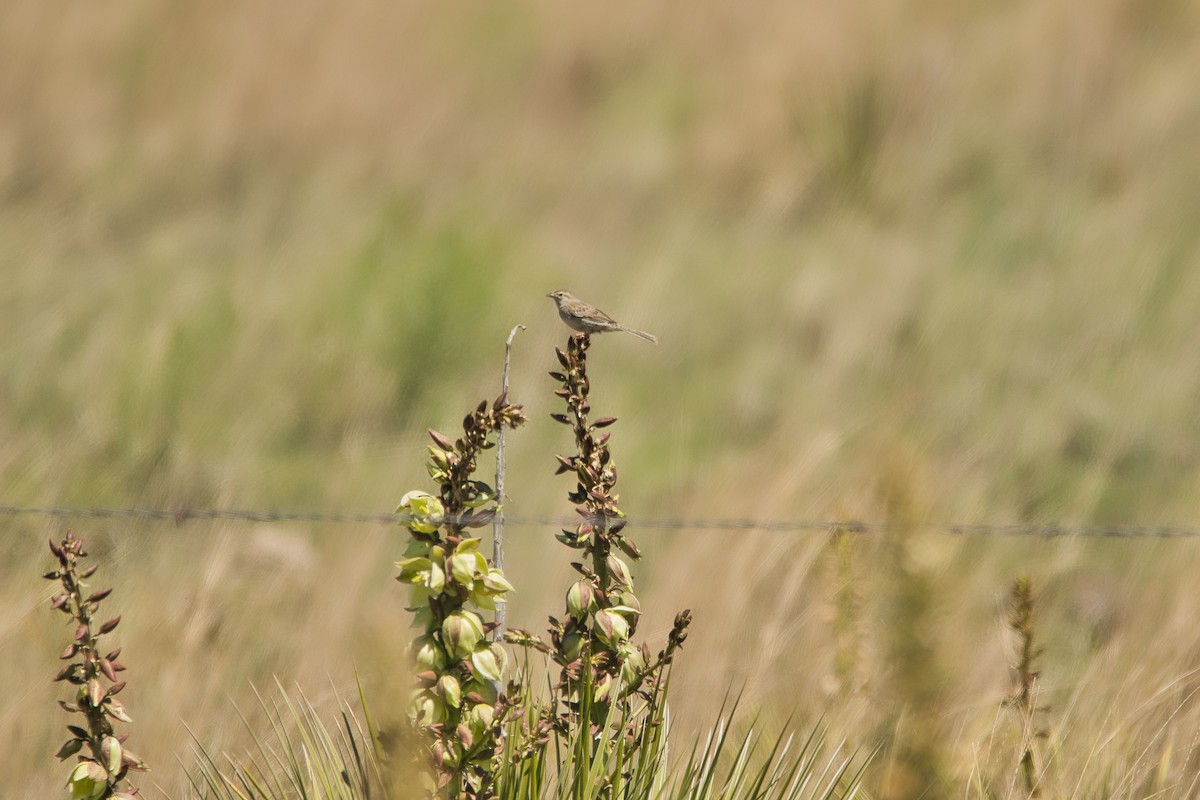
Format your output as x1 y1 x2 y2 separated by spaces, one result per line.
493 324 524 641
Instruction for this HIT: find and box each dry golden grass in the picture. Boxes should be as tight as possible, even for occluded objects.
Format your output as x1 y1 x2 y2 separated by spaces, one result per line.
4 0 1200 796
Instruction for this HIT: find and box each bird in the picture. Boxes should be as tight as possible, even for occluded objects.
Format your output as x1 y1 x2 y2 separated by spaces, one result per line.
546 290 658 343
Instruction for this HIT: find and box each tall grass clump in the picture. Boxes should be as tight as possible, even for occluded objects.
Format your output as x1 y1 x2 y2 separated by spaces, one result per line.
185 680 386 800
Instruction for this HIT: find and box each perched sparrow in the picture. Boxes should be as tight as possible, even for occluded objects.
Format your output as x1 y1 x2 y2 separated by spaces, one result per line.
546 290 658 343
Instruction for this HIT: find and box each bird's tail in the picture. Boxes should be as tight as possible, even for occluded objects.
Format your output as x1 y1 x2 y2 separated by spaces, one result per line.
621 326 659 344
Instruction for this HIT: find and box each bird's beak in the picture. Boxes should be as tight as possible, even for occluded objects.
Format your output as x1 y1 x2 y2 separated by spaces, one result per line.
545 292 554 298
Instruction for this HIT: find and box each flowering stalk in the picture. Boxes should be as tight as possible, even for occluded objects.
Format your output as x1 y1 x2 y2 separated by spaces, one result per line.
548 333 689 721
45 532 148 800
396 394 526 799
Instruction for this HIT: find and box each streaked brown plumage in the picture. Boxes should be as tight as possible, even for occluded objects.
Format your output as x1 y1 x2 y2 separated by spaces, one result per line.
546 291 658 343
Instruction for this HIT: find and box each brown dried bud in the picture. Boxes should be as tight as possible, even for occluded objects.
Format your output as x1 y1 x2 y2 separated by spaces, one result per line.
429 429 455 451
121 746 149 771
106 698 133 723
99 616 121 634
87 588 113 603
55 738 84 760
616 536 642 560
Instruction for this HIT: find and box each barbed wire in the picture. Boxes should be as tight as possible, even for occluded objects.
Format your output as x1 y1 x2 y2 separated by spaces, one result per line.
2 504 1199 539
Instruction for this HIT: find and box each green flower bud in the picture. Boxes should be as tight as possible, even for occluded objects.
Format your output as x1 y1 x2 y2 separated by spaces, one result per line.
427 561 445 594
100 735 122 774
409 690 447 726
594 608 630 645
68 761 108 800
427 445 451 469
438 674 462 708
415 639 448 672
470 643 506 683
560 632 584 661
619 643 646 685
450 539 489 588
607 555 633 589
467 701 495 730
450 552 485 589
474 675 500 705
482 569 514 594
442 611 485 659
566 580 596 619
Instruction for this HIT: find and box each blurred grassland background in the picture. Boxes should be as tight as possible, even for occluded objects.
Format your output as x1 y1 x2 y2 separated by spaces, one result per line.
3 0 1200 796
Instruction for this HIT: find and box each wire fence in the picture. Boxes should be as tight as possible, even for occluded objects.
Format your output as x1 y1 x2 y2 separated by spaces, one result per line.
2 504 1199 539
